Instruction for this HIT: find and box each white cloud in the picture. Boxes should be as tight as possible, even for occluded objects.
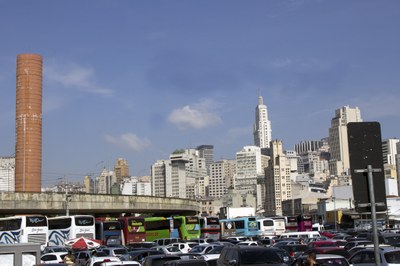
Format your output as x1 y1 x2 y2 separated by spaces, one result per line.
45 61 114 96
167 99 222 129
104 133 151 152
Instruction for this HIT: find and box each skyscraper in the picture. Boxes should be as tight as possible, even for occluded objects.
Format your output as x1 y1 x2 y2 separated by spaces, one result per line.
328 106 362 176
196 145 214 174
114 158 129 183
15 54 43 192
253 95 272 149
264 140 292 216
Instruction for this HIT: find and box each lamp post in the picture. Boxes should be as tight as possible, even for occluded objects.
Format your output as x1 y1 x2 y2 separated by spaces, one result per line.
333 188 337 231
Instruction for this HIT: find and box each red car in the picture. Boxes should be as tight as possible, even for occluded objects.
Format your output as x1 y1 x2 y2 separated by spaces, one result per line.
307 240 339 249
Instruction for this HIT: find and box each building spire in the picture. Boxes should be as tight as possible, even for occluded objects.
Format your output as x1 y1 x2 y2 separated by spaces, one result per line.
258 88 263 105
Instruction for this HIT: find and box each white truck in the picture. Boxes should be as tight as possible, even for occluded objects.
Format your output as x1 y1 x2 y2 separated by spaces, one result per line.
219 207 256 219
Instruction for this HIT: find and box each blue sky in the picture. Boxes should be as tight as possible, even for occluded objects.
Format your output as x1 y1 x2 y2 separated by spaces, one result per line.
1 0 399 186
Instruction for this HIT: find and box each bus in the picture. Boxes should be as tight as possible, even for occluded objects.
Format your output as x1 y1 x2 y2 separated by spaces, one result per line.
48 215 95 246
284 216 298 232
269 217 286 236
220 219 236 238
95 218 122 246
118 216 146 245
257 218 275 236
228 217 258 238
199 216 220 240
144 217 171 242
170 216 200 240
0 215 48 249
297 215 313 232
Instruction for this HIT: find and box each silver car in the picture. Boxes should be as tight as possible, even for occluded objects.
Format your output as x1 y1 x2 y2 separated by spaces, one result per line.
348 246 400 266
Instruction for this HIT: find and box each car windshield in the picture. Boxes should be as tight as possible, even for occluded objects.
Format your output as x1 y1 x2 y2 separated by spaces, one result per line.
167 246 180 252
208 246 224 254
240 249 282 264
384 251 400 263
114 249 128 255
191 246 206 252
383 236 400 246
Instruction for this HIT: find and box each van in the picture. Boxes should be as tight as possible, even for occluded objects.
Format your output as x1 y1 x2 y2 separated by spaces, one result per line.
279 231 320 239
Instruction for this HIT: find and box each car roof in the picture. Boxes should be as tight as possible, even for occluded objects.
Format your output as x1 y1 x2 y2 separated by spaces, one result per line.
316 254 347 259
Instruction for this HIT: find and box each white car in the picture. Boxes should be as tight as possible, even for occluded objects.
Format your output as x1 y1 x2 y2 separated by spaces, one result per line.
170 242 198 253
86 256 121 266
99 261 141 266
40 252 67 264
236 240 262 246
189 244 223 255
150 245 183 255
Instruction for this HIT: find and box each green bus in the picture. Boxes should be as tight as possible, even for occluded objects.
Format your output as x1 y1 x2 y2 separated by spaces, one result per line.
144 217 171 242
170 216 201 240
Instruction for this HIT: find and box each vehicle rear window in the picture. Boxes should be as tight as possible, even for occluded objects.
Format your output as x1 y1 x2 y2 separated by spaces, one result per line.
240 249 282 264
385 251 400 263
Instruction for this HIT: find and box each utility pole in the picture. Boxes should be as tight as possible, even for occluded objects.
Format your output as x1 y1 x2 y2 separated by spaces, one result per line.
355 165 382 266
62 176 72 216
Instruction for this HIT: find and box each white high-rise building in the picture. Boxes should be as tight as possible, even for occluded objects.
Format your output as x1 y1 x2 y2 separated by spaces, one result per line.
209 159 236 198
328 106 362 176
235 146 263 195
253 95 272 149
96 168 116 194
151 149 207 199
0 157 15 192
382 139 399 165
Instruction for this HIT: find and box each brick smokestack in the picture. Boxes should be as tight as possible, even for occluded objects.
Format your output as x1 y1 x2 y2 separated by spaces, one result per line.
15 54 42 192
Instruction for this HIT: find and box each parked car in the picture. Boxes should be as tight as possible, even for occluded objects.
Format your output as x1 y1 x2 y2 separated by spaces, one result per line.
278 244 308 258
303 247 351 259
150 245 183 255
75 250 93 266
348 246 400 266
127 242 158 250
236 240 262 246
307 240 339 249
42 246 69 254
40 252 68 264
200 245 226 261
344 240 373 250
217 246 286 266
189 244 223 255
293 254 350 266
99 261 141 266
128 249 164 262
141 254 182 266
86 256 121 266
163 259 208 266
101 247 131 261
170 242 198 253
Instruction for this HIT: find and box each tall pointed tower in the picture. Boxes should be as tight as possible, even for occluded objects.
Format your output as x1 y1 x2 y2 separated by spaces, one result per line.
15 54 43 192
253 95 272 149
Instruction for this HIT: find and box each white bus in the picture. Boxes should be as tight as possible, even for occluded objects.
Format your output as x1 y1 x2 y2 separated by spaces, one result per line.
268 217 286 236
200 216 221 240
48 215 95 246
257 218 275 236
0 215 48 249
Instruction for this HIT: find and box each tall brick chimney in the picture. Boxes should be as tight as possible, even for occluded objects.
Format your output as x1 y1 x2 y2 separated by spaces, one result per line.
15 54 42 192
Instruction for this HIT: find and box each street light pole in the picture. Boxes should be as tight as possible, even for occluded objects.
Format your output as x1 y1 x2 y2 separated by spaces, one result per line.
355 165 382 266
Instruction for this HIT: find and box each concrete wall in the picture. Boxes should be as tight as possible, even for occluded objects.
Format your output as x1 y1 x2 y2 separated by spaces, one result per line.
0 192 199 216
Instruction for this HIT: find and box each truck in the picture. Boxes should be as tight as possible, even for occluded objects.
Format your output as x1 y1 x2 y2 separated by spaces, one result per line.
219 207 256 219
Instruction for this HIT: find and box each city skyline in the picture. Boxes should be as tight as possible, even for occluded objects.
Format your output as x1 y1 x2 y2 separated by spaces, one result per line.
0 1 400 186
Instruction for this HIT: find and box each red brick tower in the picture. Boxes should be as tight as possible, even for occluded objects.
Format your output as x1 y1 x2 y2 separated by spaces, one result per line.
15 54 42 192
